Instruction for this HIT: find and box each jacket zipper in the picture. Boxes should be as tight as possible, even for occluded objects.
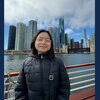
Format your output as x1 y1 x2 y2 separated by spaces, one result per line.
40 55 44 100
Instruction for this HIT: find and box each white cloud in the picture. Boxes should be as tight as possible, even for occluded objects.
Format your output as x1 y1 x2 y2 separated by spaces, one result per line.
65 28 83 37
66 0 95 29
4 0 95 29
65 28 73 34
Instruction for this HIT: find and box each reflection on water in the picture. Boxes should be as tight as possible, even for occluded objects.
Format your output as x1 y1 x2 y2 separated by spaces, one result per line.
4 54 95 73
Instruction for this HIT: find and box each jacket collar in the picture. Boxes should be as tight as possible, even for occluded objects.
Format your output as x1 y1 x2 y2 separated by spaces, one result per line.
30 53 48 59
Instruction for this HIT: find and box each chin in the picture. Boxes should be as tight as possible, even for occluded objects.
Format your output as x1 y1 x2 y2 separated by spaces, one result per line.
38 50 47 54
41 51 47 53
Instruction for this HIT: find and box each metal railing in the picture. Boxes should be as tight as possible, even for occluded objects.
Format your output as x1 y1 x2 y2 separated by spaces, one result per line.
65 63 95 94
4 62 95 100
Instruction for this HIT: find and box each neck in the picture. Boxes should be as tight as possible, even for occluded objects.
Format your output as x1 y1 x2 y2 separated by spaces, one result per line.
38 52 47 55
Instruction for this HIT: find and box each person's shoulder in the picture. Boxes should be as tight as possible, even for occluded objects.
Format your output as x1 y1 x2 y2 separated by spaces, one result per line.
23 56 33 65
54 56 64 64
54 57 65 69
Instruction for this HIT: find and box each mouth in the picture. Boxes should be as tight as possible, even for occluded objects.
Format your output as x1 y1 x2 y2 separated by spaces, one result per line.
40 46 47 48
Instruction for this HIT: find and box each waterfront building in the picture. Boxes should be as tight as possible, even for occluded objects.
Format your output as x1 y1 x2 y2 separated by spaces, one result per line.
83 29 88 48
65 33 68 45
74 42 80 49
87 38 90 48
59 17 68 53
48 27 60 52
89 33 95 53
24 26 28 50
70 39 75 49
15 22 26 50
8 25 16 50
67 37 71 49
59 17 65 46
56 27 61 52
26 20 37 50
80 39 84 48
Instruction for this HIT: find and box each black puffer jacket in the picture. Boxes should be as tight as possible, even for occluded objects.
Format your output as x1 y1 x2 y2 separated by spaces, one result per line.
15 54 70 100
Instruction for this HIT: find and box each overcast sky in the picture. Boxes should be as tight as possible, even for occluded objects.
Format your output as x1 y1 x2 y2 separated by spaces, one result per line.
4 0 95 49
5 0 95 29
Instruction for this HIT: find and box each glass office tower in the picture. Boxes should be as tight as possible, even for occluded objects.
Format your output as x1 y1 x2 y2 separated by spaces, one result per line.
8 25 16 50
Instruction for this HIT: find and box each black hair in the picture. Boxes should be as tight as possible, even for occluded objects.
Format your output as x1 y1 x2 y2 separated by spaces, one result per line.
30 29 55 59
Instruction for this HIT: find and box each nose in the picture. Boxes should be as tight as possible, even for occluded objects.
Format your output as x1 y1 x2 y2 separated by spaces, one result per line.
41 39 46 43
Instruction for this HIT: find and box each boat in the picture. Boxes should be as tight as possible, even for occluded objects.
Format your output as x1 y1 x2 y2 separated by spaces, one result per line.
4 62 95 100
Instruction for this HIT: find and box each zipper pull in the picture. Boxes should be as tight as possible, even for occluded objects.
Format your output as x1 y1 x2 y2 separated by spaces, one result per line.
41 55 43 59
49 74 54 80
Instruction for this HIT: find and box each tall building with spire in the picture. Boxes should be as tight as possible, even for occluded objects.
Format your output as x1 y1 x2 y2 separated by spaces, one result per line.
8 25 16 50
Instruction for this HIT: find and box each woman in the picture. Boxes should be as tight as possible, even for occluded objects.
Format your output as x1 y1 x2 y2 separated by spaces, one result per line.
15 29 70 100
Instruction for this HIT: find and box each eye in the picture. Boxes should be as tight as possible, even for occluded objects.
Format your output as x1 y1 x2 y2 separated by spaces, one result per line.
45 39 51 42
36 38 43 41
36 38 51 43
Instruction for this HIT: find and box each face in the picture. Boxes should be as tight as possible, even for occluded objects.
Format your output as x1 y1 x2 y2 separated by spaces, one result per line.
35 32 51 54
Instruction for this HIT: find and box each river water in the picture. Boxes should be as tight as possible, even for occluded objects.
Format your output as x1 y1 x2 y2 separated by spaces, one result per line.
4 53 95 73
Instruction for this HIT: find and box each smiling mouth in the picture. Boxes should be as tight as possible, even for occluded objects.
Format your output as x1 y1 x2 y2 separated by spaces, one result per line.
40 46 47 48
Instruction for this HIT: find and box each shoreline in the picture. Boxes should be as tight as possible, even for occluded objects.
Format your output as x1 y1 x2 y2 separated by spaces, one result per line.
4 50 67 55
4 50 94 55
4 50 31 55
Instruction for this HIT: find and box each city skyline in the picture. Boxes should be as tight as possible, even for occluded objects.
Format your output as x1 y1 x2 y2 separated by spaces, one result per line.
4 0 95 49
7 19 95 52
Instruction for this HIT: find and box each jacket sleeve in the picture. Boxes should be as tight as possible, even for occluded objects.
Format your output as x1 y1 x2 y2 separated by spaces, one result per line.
15 61 28 100
56 59 70 100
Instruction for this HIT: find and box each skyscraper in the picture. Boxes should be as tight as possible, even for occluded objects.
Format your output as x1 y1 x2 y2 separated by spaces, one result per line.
8 25 16 50
26 20 37 50
83 29 88 48
89 33 95 53
74 42 79 49
67 37 71 49
70 39 75 49
65 33 68 45
56 27 60 51
81 39 84 48
15 22 26 50
59 17 65 47
48 27 60 51
24 26 28 50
